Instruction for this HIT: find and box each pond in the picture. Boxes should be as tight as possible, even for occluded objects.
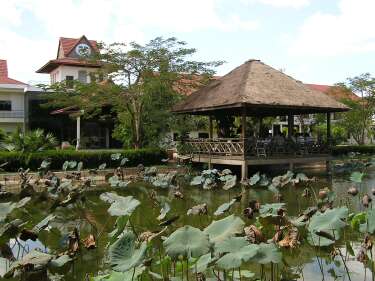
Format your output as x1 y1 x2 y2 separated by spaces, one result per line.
1 163 375 281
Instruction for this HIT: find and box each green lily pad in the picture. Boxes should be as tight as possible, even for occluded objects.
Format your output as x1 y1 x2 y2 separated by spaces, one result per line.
359 209 375 234
350 171 364 183
307 207 348 246
157 202 170 221
214 199 236 216
215 237 259 270
50 255 72 267
204 215 245 244
109 232 147 272
0 197 31 222
249 172 260 186
163 225 210 260
190 176 204 186
222 175 237 190
249 243 282 264
100 192 140 217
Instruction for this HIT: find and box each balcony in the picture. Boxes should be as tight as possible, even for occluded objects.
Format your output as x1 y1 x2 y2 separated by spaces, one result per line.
0 110 25 119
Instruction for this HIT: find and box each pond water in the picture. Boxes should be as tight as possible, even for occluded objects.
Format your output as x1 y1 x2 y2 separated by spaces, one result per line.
2 165 375 281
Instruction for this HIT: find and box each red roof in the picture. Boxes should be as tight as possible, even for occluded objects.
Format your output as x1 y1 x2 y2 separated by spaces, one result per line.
59 36 98 58
0 60 27 85
36 58 102 73
306 83 360 101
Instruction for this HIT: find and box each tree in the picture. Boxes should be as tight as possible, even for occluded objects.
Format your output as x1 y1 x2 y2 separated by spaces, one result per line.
43 37 223 148
335 73 375 144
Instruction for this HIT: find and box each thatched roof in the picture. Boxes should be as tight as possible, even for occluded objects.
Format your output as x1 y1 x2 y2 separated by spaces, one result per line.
172 59 349 116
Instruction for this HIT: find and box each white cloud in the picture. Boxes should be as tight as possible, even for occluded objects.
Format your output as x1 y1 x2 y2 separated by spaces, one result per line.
289 0 375 56
242 0 310 8
0 0 259 82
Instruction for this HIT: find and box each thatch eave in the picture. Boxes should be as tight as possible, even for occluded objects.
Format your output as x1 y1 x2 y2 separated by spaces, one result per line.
171 59 350 117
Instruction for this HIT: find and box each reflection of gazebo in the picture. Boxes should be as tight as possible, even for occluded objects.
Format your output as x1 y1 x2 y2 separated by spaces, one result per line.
172 59 349 180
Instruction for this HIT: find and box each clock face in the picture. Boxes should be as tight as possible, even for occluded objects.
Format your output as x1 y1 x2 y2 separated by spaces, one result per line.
75 43 91 56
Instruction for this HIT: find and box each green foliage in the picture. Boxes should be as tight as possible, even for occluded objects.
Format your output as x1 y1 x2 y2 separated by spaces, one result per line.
332 145 375 155
43 37 222 148
1 128 57 153
0 148 166 172
215 237 259 270
163 225 210 260
307 207 348 246
109 231 147 272
203 215 245 244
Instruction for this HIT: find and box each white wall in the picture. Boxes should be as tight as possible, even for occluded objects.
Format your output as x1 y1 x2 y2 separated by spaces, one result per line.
52 65 98 83
0 87 25 132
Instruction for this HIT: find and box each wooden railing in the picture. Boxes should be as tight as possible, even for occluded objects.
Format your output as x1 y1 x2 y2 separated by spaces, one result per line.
181 138 245 156
179 138 329 157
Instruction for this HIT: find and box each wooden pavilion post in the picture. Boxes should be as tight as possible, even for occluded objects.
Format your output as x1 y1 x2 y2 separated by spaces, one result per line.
326 112 332 175
287 113 294 139
208 115 213 169
209 116 213 139
241 107 248 181
326 112 331 146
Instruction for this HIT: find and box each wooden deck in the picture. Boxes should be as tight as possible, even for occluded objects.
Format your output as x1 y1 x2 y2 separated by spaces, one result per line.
192 153 331 165
180 138 332 179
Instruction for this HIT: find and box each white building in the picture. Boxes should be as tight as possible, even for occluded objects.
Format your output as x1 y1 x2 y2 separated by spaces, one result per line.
36 35 101 84
0 59 35 133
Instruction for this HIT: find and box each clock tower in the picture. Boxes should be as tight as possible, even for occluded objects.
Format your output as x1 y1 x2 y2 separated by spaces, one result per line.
36 35 102 85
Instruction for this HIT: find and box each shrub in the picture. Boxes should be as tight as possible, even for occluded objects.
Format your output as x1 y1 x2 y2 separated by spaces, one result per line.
332 145 375 156
0 148 167 172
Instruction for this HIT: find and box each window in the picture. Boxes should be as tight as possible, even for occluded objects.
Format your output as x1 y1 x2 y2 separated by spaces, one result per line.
0 101 11 111
65 76 74 88
78 70 87 83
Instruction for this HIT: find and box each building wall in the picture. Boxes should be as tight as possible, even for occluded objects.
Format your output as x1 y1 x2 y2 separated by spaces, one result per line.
0 87 26 132
51 65 98 84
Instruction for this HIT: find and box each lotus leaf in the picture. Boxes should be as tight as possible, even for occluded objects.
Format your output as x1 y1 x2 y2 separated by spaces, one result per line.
215 237 259 270
213 199 236 216
295 173 308 182
50 254 72 267
249 172 260 186
259 174 269 186
249 243 282 264
359 209 375 234
109 216 129 244
204 215 245 244
351 212 366 231
307 207 348 246
203 178 216 189
0 197 31 222
157 202 170 220
109 232 147 272
259 203 285 217
190 176 204 186
0 257 8 277
32 214 55 233
108 176 130 188
163 225 210 259
100 192 140 217
195 253 213 273
20 250 53 267
222 175 237 190
111 153 121 160
229 270 255 279
350 171 364 183
92 266 145 281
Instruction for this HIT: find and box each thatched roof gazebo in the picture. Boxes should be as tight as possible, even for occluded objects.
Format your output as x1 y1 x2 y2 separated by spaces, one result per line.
172 59 349 180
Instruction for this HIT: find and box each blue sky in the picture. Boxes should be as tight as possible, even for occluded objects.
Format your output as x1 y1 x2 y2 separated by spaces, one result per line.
1 0 374 86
